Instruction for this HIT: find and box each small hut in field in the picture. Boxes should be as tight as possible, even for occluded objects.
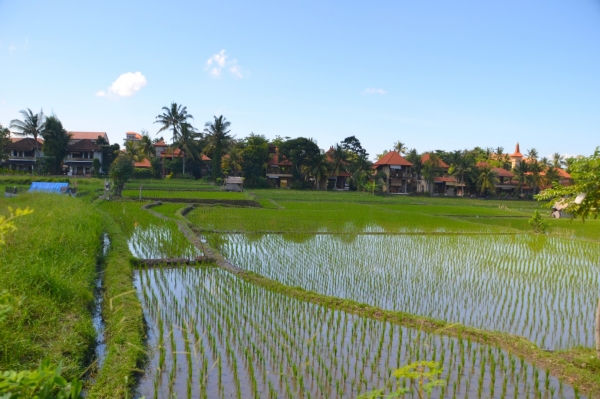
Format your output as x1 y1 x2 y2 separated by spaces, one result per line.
224 176 244 192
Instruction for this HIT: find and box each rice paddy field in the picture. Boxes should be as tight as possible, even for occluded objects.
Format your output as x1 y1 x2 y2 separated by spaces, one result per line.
134 265 583 399
122 189 249 201
92 188 600 398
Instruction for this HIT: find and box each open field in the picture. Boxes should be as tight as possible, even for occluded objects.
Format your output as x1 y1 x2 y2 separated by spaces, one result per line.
122 189 249 201
135 265 581 399
0 194 103 377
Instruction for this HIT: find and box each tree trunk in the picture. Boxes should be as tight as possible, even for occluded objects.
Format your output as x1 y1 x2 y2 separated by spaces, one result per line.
182 152 186 175
596 298 600 359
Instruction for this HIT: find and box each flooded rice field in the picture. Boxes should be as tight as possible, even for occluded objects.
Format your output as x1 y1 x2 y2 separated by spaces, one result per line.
134 266 583 399
219 233 600 350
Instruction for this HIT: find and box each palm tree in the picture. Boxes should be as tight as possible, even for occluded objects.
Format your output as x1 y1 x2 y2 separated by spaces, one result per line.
139 130 155 159
154 103 193 145
526 148 538 162
513 162 529 195
173 123 201 175
9 108 46 158
477 167 499 195
552 152 564 168
222 146 243 175
307 151 330 190
329 144 348 176
125 141 145 163
543 166 560 187
495 147 504 157
393 141 407 155
204 115 232 180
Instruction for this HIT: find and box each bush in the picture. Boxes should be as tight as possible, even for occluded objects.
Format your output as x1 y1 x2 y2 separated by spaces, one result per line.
132 168 154 179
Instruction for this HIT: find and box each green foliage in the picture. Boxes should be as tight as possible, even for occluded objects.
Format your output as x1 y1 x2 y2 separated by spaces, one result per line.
42 116 71 174
240 133 269 186
278 137 321 182
536 147 600 221
132 168 154 179
0 207 34 246
92 158 101 177
528 210 547 233
0 359 82 399
358 361 445 399
109 154 134 196
0 124 11 162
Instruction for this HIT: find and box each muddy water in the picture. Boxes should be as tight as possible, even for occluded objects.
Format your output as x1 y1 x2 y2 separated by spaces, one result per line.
134 266 582 399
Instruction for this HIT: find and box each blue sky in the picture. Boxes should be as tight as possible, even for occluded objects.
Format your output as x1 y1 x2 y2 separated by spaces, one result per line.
1 0 599 159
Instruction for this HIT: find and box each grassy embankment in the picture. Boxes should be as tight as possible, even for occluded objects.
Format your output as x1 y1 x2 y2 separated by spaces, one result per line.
0 194 103 378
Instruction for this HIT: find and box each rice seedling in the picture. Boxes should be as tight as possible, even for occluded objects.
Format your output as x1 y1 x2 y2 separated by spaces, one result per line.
133 265 582 398
122 189 249 201
221 233 600 350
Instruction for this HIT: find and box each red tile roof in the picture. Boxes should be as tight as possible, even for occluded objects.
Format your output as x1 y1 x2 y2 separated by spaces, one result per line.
477 162 513 177
510 143 523 158
154 140 167 147
421 153 449 168
6 137 43 150
126 132 142 139
69 132 109 142
161 148 211 161
434 177 457 183
269 153 292 166
373 151 413 167
202 154 211 161
134 158 152 168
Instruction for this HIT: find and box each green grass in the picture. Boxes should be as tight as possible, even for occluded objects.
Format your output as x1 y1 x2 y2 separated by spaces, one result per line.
0 193 104 378
87 207 145 399
151 202 190 218
122 189 248 201
187 201 513 233
125 178 220 191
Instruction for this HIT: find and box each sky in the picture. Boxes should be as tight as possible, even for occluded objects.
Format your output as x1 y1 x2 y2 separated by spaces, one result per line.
1 0 599 160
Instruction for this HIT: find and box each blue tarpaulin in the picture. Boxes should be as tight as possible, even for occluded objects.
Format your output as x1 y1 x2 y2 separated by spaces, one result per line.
28 182 69 194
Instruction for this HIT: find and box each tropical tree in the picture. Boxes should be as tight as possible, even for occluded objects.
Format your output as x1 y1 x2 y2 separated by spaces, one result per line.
552 152 564 168
0 124 10 162
543 166 560 187
535 147 600 358
154 103 193 144
124 141 145 163
512 162 529 195
173 123 201 175
476 167 499 195
278 137 320 184
329 144 348 177
109 153 134 196
374 150 389 162
204 115 232 180
240 133 269 186
9 108 45 158
421 153 442 193
222 145 243 176
41 115 71 174
526 148 538 162
307 151 330 190
393 141 407 155
139 129 156 159
495 147 504 157
527 160 543 194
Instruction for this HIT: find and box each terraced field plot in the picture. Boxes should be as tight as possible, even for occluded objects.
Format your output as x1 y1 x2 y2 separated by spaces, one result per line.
122 189 249 201
219 233 599 350
135 266 581 399
99 201 201 259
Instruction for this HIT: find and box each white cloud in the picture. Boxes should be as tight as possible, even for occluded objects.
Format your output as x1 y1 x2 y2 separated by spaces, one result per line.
97 72 147 98
205 50 245 78
364 88 386 95
8 45 16 52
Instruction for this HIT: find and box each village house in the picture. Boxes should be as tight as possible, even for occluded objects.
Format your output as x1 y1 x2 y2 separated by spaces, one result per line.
266 145 293 188
64 132 109 176
373 151 413 194
417 153 466 196
2 137 44 172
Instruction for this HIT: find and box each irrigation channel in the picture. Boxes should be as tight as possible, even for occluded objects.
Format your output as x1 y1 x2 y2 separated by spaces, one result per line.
127 205 587 398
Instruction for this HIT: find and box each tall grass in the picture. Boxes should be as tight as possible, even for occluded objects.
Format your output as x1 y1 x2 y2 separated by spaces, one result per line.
0 193 103 378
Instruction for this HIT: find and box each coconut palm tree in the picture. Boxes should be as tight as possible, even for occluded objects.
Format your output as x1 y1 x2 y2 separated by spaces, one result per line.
477 167 499 195
526 148 539 162
139 130 155 159
513 162 529 195
204 115 232 180
552 152 564 168
393 141 407 155
329 144 348 176
173 123 201 175
9 108 46 158
222 146 243 175
154 103 193 145
307 151 331 190
125 141 145 163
